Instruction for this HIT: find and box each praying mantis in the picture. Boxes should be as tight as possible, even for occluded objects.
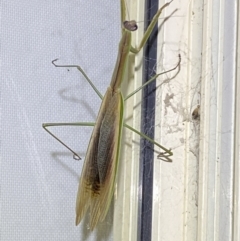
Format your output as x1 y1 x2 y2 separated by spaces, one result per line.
43 0 180 230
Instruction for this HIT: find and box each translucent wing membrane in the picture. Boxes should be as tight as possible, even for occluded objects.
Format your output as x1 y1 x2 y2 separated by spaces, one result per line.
75 87 124 230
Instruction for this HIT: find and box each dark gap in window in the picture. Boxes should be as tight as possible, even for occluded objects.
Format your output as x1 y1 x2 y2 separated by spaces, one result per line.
138 0 158 241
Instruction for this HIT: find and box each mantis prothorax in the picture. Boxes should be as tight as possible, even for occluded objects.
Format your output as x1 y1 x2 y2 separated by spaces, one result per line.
43 0 180 230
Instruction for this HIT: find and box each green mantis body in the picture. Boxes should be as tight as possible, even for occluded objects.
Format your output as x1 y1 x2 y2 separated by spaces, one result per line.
75 29 130 228
43 0 180 230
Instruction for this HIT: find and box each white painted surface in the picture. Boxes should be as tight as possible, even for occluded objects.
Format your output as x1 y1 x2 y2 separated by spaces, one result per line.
152 0 239 240
198 0 236 240
153 0 202 240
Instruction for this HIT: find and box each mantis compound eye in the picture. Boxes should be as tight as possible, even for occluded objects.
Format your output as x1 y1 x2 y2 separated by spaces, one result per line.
123 20 138 31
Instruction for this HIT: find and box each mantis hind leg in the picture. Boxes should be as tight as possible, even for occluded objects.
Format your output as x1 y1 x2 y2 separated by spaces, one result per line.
42 122 95 160
123 123 172 162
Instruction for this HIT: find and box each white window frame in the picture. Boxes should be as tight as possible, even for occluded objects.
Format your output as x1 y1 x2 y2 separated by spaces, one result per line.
116 0 240 241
